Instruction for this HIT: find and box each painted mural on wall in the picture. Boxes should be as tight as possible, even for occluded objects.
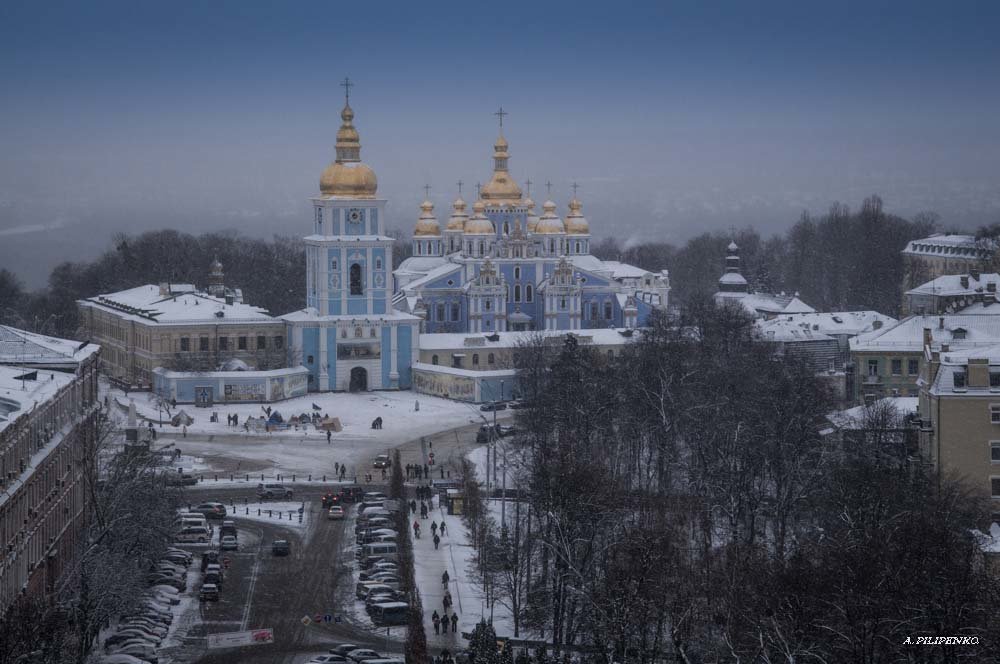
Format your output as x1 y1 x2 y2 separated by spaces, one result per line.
412 369 476 401
337 343 380 360
225 382 266 402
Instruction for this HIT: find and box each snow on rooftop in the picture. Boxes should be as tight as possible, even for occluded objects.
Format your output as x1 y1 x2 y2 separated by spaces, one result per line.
79 285 274 325
417 328 639 351
0 325 99 365
828 397 919 429
907 273 1000 297
902 234 986 257
850 314 1000 352
0 365 75 434
761 311 896 337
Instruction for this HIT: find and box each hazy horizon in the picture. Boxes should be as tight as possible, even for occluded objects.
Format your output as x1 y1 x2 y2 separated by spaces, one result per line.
2 0 999 288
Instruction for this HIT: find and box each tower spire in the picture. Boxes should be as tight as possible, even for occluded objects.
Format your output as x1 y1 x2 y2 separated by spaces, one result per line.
340 77 353 105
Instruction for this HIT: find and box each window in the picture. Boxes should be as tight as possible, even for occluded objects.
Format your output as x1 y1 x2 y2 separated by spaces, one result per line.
992 405 1000 424
451 303 460 321
375 257 383 270
350 263 363 295
575 241 581 253
867 360 878 377
503 222 509 235
590 303 599 320
485 300 492 311
199 337 209 352
478 242 485 255
370 328 377 338
991 372 1000 388
473 353 480 366
954 371 967 388
891 359 902 376
340 328 347 339
274 336 283 350
331 258 338 271
953 328 967 340
514 266 521 279
432 354 439 365
608 350 614 360
436 304 445 321
180 337 190 352
238 336 247 350
488 353 495 365
257 335 267 350
992 477 1000 499
307 355 314 364
514 285 521 302
604 301 613 320
354 327 363 338
992 442 1000 463
908 359 919 376
219 337 229 351
526 285 533 302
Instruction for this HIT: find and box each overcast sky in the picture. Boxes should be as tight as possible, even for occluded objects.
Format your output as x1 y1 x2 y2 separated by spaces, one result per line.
2 0 999 287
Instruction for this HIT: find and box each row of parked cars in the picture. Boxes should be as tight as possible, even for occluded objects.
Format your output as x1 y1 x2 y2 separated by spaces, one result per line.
352 492 409 626
304 641 403 664
96 547 195 664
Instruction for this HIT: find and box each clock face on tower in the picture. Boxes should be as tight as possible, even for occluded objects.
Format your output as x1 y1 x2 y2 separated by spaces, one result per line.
346 207 365 234
348 209 361 222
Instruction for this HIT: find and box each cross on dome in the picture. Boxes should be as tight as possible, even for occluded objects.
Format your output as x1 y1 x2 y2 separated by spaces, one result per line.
494 105 508 129
340 77 354 104
423 184 432 198
545 181 553 196
525 178 533 196
571 182 580 197
457 180 464 195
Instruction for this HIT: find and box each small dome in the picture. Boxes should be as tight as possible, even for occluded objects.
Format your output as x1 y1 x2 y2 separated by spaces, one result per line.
728 241 739 252
534 200 565 234
446 197 468 232
464 201 495 235
564 198 590 235
320 162 378 198
414 200 441 236
525 197 539 232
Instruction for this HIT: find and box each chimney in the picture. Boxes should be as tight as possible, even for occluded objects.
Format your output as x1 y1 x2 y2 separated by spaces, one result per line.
923 327 932 349
971 267 981 280
939 316 945 330
960 275 970 289
968 357 989 387
989 282 997 294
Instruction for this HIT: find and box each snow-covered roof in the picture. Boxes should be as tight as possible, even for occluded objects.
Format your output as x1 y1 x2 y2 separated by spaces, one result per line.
828 397 919 429
0 326 100 367
303 234 395 243
0 364 77 434
902 233 983 258
907 273 1000 297
850 314 1000 353
757 318 836 342
281 307 421 323
397 261 464 293
719 272 748 285
594 260 649 280
411 361 515 379
79 285 275 326
762 311 896 337
716 291 816 316
419 328 640 351
394 255 451 277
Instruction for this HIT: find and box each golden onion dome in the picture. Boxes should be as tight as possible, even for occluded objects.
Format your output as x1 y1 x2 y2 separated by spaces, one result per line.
414 200 441 236
446 197 468 232
464 200 495 235
534 200 565 234
319 103 378 198
564 198 590 235
480 131 522 204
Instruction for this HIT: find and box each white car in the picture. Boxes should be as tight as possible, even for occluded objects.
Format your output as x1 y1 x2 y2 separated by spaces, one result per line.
327 506 345 520
220 535 238 550
107 643 158 663
347 649 383 663
98 655 153 664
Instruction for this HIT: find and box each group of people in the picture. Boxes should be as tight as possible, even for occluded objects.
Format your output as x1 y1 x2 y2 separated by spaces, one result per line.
333 463 348 481
431 570 459 636
407 463 430 479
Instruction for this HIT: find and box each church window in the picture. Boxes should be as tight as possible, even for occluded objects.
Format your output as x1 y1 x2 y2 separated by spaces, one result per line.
478 242 484 255
503 222 509 235
415 243 422 256
514 285 521 302
488 353 495 365
341 329 347 339
575 241 581 253
526 285 533 302
180 337 190 352
274 336 284 349
199 337 210 352
350 263 363 295
219 337 229 351
560 297 567 310
436 304 445 321
432 355 439 365
451 303 460 321
331 258 338 270
549 239 555 253
371 328 377 338
257 335 266 349
307 355 314 365
375 257 383 270
591 302 599 319
604 301 613 319
238 336 247 350
355 327 363 338
485 300 492 311
514 266 521 279
473 353 480 366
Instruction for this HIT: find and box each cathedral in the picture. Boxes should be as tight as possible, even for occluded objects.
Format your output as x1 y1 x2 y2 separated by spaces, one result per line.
393 118 670 333
286 86 669 394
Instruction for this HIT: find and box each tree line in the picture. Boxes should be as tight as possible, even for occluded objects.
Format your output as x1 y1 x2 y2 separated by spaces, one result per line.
461 302 999 663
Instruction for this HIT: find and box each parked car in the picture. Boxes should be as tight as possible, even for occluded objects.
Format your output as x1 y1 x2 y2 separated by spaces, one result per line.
346 649 383 663
107 629 161 646
479 401 507 412
191 502 227 519
356 582 395 600
257 483 293 499
327 505 345 520
122 622 167 638
106 643 158 664
307 656 348 664
161 551 191 566
97 654 155 664
167 473 198 487
219 520 238 538
337 487 365 503
508 399 531 410
328 644 362 657
175 527 210 544
372 454 392 469
199 583 220 601
203 570 223 587
145 574 184 591
220 535 238 551
272 539 290 556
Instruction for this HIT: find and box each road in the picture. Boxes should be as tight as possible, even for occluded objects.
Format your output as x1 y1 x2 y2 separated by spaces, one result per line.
162 419 493 664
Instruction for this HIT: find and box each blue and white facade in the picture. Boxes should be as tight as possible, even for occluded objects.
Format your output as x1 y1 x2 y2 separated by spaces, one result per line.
394 132 670 333
283 101 420 392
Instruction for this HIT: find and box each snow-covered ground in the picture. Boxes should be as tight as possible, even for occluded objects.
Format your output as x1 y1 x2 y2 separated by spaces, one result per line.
107 386 486 478
229 501 310 530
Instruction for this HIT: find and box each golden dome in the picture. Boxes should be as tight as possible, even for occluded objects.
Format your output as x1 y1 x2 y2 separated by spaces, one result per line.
319 103 378 198
525 197 539 232
446 197 468 232
564 198 590 235
534 200 565 234
464 200 495 235
480 132 522 204
414 200 441 236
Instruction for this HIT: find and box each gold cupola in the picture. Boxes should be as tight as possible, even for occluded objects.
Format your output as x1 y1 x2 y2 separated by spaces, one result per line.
479 132 523 206
533 200 565 234
564 198 590 235
319 103 378 198
414 200 441 236
447 196 469 232
464 200 495 235
525 197 539 233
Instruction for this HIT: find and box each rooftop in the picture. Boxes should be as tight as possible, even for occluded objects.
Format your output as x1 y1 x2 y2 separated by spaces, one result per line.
0 364 76 434
78 285 274 325
907 272 1000 297
850 314 1000 352
0 326 100 367
760 311 896 337
418 327 640 351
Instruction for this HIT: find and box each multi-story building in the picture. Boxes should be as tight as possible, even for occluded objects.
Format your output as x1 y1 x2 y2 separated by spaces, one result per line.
901 233 989 290
78 276 284 388
903 270 1000 315
392 121 670 333
918 343 1000 517
0 327 100 615
849 314 1000 402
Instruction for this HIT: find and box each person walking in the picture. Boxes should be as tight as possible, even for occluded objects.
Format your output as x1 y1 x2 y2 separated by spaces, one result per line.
432 610 441 635
410 499 417 514
442 570 450 586
440 520 447 537
443 592 451 613
423 464 429 479
431 521 438 536
326 430 332 444
433 533 440 550
451 612 458 633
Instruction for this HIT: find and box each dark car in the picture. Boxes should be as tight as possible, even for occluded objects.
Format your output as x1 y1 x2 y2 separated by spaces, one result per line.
272 540 291 556
321 491 342 508
167 473 199 487
257 483 293 499
479 401 507 412
372 454 392 469
203 570 223 587
199 584 220 601
191 502 227 519
219 520 238 539
338 487 365 503
508 399 531 410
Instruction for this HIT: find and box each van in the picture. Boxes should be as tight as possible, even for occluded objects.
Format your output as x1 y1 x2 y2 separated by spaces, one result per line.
178 512 209 527
356 581 394 600
358 501 385 514
359 543 397 562
358 534 396 547
220 520 237 538
369 603 409 627
175 526 210 543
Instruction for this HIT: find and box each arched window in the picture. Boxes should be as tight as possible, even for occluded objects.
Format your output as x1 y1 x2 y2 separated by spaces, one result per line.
514 266 521 279
340 328 347 338
355 326 363 338
526 285 533 302
503 222 510 235
488 353 495 365
473 353 480 366
370 328 377 338
560 297 567 309
375 257 383 270
331 258 338 270
575 241 581 253
607 350 614 360
604 301 613 319
514 285 521 302
591 302 599 319
478 242 485 255
485 299 492 311
432 354 439 365
349 263 363 295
